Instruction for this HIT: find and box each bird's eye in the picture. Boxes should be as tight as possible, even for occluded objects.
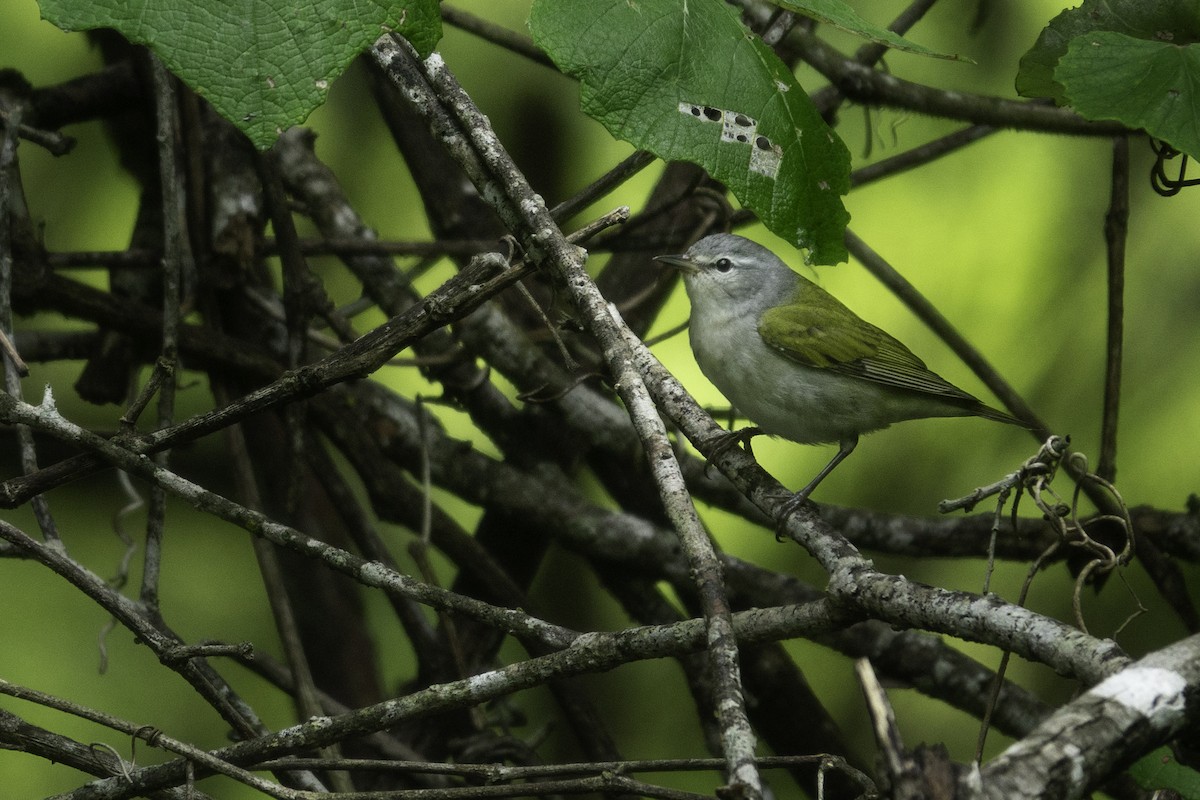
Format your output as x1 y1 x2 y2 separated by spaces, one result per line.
715 258 733 273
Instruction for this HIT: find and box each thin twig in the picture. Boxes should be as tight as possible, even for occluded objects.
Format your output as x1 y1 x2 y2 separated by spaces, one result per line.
1098 136 1128 483
13 119 75 155
0 513 271 742
0 327 28 375
811 0 943 116
0 678 299 800
221 393 340 789
44 239 499 269
550 149 656 223
0 84 61 544
141 52 188 616
850 124 997 189
441 4 556 68
0 243 518 506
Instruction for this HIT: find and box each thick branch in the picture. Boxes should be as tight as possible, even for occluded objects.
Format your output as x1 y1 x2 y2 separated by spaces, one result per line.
793 29 1129 136
981 633 1200 799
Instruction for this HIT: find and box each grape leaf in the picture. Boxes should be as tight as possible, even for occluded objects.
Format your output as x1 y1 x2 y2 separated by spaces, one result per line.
38 0 441 150
1130 747 1200 797
1017 0 1200 103
530 0 851 265
1058 31 1200 159
774 0 965 61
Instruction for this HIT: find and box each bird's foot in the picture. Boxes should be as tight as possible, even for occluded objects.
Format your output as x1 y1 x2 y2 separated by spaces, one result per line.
770 436 855 539
772 489 816 541
703 426 764 476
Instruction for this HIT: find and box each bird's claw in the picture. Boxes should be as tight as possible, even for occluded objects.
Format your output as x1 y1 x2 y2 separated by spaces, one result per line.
772 489 815 540
702 425 764 476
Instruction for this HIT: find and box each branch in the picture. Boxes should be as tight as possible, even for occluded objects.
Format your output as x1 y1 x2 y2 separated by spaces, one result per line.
850 124 998 188
0 518 282 744
0 679 290 799
0 390 578 650
793 29 1129 136
322 372 1046 760
1 243 529 506
1099 136 1129 483
981 633 1200 799
440 4 555 69
613 305 1131 685
0 708 206 800
61 601 844 799
370 36 764 797
0 84 61 544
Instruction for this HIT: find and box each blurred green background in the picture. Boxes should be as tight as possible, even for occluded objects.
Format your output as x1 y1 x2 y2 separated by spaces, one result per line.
3 0 1199 796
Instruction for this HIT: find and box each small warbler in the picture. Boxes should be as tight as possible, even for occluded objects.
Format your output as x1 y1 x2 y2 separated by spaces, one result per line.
655 233 1023 513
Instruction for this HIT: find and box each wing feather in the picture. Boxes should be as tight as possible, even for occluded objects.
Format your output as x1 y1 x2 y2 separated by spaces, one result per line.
757 287 980 403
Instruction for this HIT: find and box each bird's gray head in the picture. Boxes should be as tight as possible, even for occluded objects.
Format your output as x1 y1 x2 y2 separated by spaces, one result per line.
655 233 797 310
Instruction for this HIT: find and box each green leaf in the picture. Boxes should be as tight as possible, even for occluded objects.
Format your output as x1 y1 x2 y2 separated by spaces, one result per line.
1017 0 1200 102
1058 31 1200 159
530 0 851 265
773 0 966 61
1130 747 1200 798
37 0 441 150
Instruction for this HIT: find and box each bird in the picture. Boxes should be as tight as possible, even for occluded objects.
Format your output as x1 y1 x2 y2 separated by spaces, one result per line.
654 233 1023 516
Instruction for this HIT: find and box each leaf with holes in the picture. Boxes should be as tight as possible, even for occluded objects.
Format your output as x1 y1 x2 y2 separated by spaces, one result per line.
530 0 851 264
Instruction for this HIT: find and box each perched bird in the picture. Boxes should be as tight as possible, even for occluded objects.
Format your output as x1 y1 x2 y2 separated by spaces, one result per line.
655 233 1022 514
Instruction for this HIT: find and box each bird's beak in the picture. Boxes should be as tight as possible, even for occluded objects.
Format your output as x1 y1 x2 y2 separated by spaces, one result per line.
653 253 698 274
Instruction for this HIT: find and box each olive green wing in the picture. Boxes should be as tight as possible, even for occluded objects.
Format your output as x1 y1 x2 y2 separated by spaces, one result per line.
757 295 878 367
757 289 981 402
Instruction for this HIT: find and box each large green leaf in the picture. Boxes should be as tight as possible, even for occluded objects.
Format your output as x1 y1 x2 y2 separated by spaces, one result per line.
38 0 441 150
1017 0 1200 102
1058 32 1200 159
774 0 965 60
1130 747 1200 798
530 0 851 265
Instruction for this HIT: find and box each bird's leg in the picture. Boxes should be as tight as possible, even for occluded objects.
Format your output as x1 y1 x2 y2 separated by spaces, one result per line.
776 434 860 526
704 425 765 475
